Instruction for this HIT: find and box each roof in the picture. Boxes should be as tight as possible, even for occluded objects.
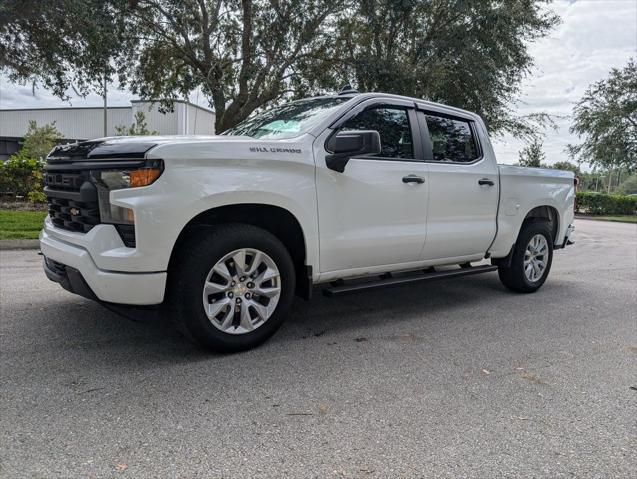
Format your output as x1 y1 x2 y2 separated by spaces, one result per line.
295 91 480 120
0 106 130 113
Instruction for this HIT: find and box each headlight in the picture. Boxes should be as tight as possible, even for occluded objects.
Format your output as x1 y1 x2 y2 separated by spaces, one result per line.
92 162 163 225
98 166 163 190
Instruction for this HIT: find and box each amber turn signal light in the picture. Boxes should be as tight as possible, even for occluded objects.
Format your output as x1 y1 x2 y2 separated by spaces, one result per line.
129 168 162 187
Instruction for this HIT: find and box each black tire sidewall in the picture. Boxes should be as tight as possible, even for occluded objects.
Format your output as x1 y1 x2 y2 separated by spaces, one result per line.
171 224 296 352
516 222 554 289
500 221 554 293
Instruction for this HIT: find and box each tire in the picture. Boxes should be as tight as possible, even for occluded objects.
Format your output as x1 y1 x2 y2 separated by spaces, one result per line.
168 224 296 353
497 221 554 293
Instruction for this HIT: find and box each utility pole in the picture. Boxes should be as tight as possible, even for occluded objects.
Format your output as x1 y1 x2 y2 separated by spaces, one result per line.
103 72 108 137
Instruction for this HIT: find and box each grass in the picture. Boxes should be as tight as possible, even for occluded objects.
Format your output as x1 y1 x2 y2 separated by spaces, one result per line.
0 209 48 240
577 215 637 224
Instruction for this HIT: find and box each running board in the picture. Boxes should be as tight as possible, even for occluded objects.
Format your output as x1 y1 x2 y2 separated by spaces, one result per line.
322 264 498 297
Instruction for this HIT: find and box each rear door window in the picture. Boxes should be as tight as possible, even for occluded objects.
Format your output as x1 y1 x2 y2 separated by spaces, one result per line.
425 115 478 163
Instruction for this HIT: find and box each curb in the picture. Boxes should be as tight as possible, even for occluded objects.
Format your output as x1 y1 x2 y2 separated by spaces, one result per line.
0 239 40 251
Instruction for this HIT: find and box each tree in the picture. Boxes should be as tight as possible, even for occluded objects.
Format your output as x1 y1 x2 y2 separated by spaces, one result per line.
19 120 62 160
1 0 345 133
115 111 158 136
127 0 349 132
2 1 559 136
316 0 560 138
519 140 546 167
0 1 130 100
617 174 637 195
569 59 637 171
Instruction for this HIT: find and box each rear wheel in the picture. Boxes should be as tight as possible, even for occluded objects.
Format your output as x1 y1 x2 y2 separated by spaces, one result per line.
497 221 553 293
169 224 295 352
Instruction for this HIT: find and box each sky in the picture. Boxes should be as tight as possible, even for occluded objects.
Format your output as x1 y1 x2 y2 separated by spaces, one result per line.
1 0 636 166
492 0 637 166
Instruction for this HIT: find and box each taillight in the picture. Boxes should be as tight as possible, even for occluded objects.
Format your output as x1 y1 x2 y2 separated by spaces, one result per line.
574 177 579 212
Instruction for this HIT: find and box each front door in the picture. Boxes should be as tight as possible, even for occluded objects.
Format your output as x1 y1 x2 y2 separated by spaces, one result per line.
314 99 429 274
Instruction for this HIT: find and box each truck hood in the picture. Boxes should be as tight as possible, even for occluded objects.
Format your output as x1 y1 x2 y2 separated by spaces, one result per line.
47 135 306 162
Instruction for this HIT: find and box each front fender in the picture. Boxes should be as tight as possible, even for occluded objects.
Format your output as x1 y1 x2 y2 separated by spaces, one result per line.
110 155 319 273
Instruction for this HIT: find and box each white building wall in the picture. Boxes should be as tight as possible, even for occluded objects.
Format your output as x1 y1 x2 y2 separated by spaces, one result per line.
0 107 131 139
186 102 216 135
0 100 215 140
131 101 178 135
131 100 215 135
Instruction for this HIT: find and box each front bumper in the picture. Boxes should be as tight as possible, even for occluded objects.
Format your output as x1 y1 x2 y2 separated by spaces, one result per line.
40 226 166 305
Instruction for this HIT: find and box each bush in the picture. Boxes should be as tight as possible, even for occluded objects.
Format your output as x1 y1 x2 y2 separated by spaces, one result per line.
27 190 47 204
576 191 637 215
0 152 45 199
0 120 60 203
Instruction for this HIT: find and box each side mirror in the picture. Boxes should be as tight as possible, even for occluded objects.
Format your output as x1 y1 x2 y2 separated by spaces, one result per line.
325 130 381 173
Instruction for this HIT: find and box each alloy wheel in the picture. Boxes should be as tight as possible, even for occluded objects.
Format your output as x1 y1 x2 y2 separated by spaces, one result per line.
523 234 548 282
201 248 281 334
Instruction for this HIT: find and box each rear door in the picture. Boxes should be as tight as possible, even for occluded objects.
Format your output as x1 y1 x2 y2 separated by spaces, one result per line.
417 108 499 260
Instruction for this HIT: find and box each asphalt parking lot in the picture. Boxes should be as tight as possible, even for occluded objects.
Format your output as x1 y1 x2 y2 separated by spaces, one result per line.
1 219 635 478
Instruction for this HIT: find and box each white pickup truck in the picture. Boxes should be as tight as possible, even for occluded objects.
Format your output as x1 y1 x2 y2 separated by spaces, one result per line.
40 91 576 352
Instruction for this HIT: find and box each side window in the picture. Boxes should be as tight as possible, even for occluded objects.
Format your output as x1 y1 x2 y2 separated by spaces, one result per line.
425 114 478 162
342 106 414 159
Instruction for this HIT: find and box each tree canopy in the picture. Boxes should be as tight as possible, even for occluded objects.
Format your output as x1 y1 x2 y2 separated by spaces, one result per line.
569 59 637 171
324 0 559 138
0 0 130 99
2 0 559 134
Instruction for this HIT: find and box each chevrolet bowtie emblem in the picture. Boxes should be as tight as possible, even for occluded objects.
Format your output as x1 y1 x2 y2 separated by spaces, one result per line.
69 207 80 216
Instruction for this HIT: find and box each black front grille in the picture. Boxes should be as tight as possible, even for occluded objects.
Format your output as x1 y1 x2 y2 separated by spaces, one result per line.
45 171 87 191
48 196 100 233
45 170 100 233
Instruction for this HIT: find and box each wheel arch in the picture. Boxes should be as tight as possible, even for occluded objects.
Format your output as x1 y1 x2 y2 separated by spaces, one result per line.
492 204 560 269
168 203 311 299
522 204 560 243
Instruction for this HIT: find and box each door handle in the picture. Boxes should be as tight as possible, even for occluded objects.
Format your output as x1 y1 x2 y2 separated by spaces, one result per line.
478 178 495 186
402 174 425 184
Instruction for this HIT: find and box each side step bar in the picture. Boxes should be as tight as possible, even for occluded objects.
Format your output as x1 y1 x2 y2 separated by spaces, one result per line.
323 264 498 297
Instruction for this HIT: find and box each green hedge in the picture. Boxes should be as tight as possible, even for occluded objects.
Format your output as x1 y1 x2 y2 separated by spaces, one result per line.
576 192 637 216
0 154 46 201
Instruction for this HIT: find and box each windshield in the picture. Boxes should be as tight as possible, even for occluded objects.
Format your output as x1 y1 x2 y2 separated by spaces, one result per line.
224 97 351 139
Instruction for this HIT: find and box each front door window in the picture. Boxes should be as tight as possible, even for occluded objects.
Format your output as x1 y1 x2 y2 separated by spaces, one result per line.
342 107 414 159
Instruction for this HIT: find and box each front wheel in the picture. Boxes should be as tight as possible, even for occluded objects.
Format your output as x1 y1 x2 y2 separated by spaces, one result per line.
168 224 296 352
497 221 554 293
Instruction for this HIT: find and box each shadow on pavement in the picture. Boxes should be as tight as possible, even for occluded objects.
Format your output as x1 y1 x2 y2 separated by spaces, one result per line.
26 272 567 364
